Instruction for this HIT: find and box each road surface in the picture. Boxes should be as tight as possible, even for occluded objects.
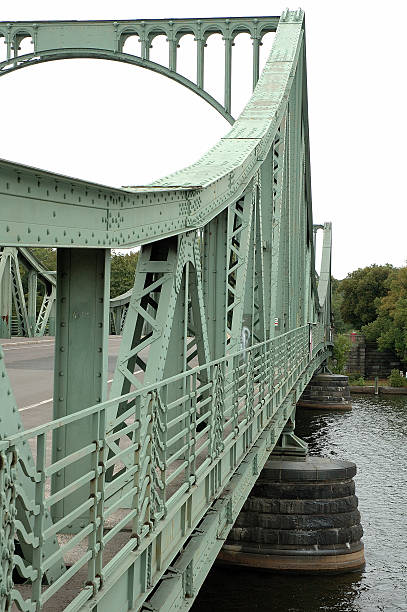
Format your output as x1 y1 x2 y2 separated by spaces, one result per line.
1 336 123 430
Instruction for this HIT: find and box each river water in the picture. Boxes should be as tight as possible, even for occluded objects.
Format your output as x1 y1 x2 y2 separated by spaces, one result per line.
192 395 407 611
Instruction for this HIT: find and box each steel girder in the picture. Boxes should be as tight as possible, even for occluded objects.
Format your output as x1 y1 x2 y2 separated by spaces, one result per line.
0 13 298 251
0 9 334 612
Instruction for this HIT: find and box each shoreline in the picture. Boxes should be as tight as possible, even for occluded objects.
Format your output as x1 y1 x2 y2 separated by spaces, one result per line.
350 385 407 395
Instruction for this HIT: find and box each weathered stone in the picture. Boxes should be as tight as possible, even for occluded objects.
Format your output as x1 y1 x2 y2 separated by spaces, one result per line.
248 479 355 501
219 456 365 574
297 373 352 410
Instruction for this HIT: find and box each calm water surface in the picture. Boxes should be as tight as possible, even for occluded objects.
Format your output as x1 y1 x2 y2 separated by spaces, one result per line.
192 395 407 611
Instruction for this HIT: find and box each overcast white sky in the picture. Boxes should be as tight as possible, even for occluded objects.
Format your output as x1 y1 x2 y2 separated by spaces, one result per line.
0 0 406 279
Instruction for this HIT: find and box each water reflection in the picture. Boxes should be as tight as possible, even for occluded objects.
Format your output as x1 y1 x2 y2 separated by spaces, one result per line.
192 395 407 611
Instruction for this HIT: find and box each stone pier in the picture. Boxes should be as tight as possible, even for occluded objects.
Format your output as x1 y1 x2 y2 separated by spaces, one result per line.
219 457 365 574
296 373 352 410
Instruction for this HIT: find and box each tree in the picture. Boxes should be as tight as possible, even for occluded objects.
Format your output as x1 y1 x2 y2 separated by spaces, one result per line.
331 276 351 334
25 248 138 299
110 251 139 298
330 333 351 374
29 247 57 271
362 266 407 362
339 264 393 329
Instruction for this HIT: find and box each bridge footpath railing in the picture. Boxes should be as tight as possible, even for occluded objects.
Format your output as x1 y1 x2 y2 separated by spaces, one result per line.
0 324 328 611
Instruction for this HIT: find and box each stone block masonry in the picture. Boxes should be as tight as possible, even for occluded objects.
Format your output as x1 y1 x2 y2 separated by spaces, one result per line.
296 373 352 410
347 334 403 378
218 457 365 574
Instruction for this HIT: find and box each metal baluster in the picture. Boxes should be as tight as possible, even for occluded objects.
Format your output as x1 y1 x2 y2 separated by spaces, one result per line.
196 37 205 88
32 433 46 605
224 35 233 114
188 373 197 486
252 36 260 90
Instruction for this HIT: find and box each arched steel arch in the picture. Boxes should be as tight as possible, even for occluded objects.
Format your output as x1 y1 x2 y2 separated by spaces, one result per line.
0 10 333 612
0 15 279 119
0 49 234 124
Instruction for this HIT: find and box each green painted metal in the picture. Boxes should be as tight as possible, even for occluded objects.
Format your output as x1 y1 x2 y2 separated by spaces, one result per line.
0 247 57 337
0 16 279 125
0 9 334 611
52 249 110 531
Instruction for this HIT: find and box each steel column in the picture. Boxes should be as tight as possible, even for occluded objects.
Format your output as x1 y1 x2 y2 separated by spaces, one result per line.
252 36 260 90
196 38 205 89
27 269 38 335
51 248 110 530
0 249 12 338
203 211 228 361
224 36 232 115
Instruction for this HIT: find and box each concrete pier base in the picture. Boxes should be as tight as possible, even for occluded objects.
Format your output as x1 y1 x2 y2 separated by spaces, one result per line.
219 457 365 574
296 373 352 410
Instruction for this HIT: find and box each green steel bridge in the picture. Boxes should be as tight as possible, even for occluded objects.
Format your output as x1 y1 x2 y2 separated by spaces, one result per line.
0 10 333 611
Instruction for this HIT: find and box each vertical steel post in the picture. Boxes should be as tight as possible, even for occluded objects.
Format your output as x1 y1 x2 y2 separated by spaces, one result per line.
169 38 177 72
141 36 150 60
203 211 228 360
51 248 110 531
224 36 233 115
260 148 273 339
48 295 56 336
252 37 260 90
0 251 12 338
196 38 205 89
243 197 256 343
27 269 38 336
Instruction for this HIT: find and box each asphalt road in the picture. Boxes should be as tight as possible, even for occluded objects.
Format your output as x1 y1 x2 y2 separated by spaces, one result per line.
0 336 123 430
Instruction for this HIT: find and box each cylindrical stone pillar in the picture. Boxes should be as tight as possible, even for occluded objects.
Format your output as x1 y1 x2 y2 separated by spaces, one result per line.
219 457 365 574
297 373 352 410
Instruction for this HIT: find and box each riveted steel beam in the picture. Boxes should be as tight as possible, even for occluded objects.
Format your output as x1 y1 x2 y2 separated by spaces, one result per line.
51 248 110 532
0 14 302 251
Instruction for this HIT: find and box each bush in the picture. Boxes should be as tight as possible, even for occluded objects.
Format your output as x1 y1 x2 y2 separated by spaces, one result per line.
388 369 407 388
330 334 351 374
349 374 365 386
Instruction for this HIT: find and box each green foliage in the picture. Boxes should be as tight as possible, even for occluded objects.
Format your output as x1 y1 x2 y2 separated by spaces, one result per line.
24 248 139 301
388 369 407 388
110 251 139 298
29 247 57 270
331 276 351 334
348 374 365 386
340 264 393 329
330 333 351 374
362 266 407 362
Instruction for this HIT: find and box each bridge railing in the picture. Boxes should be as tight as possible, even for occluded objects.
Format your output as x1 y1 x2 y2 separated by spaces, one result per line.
0 323 325 611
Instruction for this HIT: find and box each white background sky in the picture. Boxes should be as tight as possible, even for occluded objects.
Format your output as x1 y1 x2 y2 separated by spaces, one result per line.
0 0 406 279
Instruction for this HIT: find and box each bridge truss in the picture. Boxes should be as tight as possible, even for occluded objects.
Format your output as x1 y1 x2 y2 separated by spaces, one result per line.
0 10 333 612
